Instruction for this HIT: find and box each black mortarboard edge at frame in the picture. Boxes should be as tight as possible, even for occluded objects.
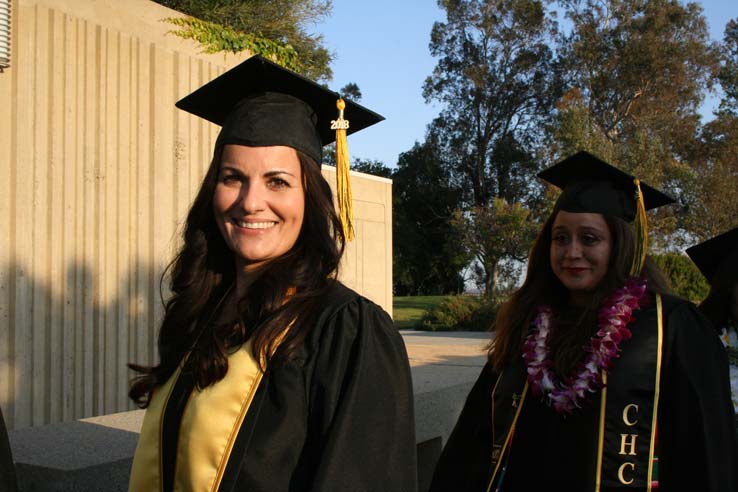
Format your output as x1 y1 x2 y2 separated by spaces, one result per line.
537 151 676 276
686 226 738 283
175 55 385 242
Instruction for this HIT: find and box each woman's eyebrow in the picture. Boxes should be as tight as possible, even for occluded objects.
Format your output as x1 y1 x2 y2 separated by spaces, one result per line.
264 169 297 178
219 165 242 174
580 226 607 234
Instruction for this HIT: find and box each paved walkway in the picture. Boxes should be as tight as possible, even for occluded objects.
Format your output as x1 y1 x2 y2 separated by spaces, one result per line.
402 330 489 393
401 330 490 444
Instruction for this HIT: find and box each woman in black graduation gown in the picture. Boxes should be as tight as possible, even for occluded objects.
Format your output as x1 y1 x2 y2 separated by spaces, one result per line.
687 227 738 422
128 56 417 492
430 152 738 492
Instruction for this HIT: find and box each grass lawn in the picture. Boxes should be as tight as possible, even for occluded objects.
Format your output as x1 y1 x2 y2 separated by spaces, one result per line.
393 295 451 330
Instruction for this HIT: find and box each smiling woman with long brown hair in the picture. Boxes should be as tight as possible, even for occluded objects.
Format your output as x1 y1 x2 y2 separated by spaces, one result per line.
430 152 738 492
127 56 416 492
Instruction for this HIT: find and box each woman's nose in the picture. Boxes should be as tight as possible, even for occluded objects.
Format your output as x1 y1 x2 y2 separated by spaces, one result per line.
238 182 266 213
565 240 583 258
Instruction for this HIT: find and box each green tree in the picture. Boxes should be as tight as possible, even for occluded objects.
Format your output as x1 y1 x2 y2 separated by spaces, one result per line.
351 158 392 178
393 140 469 295
426 0 560 207
551 0 718 241
674 19 738 243
651 253 709 302
154 0 334 81
682 112 738 241
339 82 362 102
716 18 738 116
451 199 539 295
424 0 561 294
556 0 715 151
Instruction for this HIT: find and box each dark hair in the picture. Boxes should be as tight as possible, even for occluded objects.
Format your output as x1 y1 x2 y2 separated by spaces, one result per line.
129 148 344 407
490 203 670 375
699 252 738 329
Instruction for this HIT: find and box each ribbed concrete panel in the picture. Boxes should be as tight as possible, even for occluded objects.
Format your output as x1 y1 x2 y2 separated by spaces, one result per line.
0 0 250 430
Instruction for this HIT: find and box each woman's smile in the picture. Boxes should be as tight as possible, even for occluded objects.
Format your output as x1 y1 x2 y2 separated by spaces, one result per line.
231 218 279 230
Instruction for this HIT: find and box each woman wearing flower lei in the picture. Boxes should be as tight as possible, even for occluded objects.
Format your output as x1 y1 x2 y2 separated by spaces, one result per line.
430 152 738 492
687 226 738 427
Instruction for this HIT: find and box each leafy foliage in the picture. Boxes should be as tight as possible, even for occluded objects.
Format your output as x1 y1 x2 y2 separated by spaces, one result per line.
393 140 469 296
423 0 561 294
557 0 714 146
651 253 710 303
552 0 719 241
451 199 539 296
351 158 393 178
673 19 738 244
425 0 560 208
681 112 738 241
339 82 362 102
154 0 334 81
419 295 498 331
717 19 738 116
165 17 301 71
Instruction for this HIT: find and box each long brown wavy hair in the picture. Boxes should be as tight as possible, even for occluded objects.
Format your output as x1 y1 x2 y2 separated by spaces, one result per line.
699 252 738 330
129 148 345 407
490 204 670 377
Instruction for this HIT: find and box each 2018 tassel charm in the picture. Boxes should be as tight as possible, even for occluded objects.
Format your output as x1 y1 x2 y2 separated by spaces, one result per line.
331 98 355 241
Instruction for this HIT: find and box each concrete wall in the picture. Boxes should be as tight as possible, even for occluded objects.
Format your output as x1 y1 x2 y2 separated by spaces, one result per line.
0 0 392 430
323 166 393 316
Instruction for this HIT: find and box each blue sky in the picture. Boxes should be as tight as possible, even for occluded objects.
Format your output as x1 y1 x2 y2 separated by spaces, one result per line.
316 0 737 168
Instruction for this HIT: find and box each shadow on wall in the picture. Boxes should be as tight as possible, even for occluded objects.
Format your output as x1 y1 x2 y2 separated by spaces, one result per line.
1 258 166 430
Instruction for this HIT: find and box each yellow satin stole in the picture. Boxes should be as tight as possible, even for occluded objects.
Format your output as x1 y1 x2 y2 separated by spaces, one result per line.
129 340 264 492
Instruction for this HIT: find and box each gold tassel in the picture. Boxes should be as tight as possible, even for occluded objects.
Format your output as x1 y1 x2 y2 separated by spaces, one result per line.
629 178 648 276
332 98 354 241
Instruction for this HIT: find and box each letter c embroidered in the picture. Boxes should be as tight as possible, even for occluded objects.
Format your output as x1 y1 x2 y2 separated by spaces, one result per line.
618 462 635 485
622 403 639 426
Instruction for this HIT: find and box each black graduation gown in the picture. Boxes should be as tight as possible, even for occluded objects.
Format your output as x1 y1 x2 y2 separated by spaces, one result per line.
0 406 17 492
133 282 417 492
430 294 738 492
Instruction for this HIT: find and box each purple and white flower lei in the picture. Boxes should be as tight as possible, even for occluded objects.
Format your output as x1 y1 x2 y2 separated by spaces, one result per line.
522 278 648 414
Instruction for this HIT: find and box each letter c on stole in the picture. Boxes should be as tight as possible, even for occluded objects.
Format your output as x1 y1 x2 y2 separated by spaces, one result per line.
622 403 639 426
618 462 635 485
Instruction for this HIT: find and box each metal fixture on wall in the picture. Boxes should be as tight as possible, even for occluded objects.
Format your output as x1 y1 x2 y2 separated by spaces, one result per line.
0 0 10 71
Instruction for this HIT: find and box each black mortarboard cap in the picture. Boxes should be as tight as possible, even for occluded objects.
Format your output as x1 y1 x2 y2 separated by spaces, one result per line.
686 227 738 283
537 151 675 221
175 55 384 164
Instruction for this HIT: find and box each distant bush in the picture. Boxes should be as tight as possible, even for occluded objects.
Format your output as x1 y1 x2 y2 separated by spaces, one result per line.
419 295 498 331
468 298 499 331
651 253 709 303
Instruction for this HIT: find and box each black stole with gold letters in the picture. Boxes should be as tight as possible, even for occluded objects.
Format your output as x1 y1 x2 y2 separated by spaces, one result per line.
598 294 663 491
